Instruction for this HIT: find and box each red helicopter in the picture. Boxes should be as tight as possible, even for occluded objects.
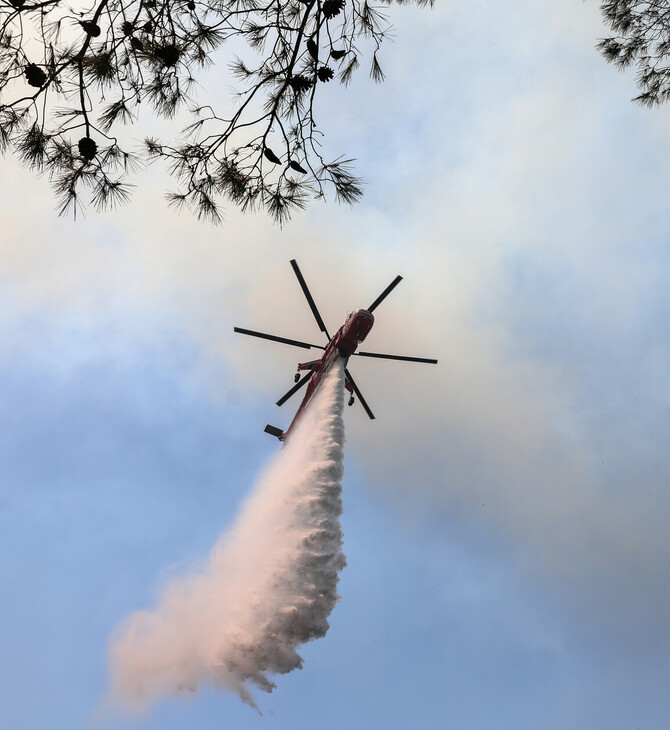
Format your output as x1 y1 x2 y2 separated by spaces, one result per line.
234 260 438 442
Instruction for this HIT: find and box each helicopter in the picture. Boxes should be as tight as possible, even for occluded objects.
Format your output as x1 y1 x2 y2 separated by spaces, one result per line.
234 260 438 441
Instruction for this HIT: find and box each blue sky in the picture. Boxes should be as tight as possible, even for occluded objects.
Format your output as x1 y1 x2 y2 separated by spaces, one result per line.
2 1 670 728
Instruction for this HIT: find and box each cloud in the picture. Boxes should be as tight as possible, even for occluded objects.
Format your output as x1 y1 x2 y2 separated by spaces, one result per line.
1 0 669 672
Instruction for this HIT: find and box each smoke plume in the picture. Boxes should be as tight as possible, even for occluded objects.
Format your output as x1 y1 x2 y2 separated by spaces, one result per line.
108 362 346 712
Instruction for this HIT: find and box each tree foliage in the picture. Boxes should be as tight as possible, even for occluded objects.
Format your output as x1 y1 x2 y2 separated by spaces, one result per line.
598 0 670 107
0 0 431 223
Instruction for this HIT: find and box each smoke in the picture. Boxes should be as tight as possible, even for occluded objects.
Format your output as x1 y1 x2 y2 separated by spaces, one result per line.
108 361 346 713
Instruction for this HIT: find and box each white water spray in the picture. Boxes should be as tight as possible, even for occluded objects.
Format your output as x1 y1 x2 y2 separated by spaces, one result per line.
108 362 346 712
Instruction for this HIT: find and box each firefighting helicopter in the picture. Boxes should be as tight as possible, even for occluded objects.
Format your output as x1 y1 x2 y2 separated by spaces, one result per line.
234 259 438 441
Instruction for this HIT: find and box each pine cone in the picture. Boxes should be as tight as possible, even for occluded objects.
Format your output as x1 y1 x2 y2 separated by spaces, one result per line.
289 75 313 93
322 0 345 19
289 160 308 174
78 136 98 161
264 147 281 165
306 38 319 62
187 1 196 8
330 48 346 60
155 44 180 66
79 20 101 37
25 63 47 88
317 66 334 83
130 37 144 51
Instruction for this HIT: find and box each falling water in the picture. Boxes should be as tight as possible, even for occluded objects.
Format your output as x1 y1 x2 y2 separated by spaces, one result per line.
108 361 346 712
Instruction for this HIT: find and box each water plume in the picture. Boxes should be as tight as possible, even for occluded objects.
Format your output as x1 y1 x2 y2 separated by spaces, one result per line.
108 361 346 712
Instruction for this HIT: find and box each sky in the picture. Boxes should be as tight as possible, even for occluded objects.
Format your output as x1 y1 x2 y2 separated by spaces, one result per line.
2 1 670 728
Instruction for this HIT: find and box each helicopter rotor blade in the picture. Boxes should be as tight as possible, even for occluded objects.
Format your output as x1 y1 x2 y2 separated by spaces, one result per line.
344 368 375 420
276 371 311 407
354 351 438 364
367 275 403 313
234 327 325 351
290 259 331 340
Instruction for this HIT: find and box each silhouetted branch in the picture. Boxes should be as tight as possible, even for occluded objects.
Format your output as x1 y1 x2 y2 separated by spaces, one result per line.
0 0 432 224
598 1 670 107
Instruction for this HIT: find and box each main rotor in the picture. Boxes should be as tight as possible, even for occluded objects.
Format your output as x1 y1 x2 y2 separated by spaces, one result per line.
234 259 438 421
